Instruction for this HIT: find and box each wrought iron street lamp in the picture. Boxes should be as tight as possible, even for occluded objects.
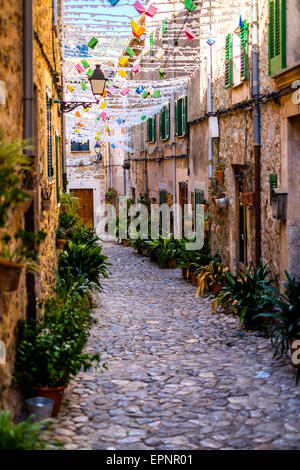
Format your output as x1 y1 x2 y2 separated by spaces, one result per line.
60 65 107 113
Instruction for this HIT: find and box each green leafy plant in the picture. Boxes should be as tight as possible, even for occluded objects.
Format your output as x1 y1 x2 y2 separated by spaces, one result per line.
105 187 118 202
0 230 47 271
58 241 110 292
56 226 67 240
196 260 229 297
0 410 61 450
0 139 33 227
59 212 78 230
216 260 273 327
208 177 225 198
60 190 80 217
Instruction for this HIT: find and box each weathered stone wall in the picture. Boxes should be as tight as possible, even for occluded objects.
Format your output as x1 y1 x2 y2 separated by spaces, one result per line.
0 0 63 414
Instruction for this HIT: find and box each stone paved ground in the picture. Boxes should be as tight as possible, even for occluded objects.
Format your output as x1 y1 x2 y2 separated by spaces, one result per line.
48 242 300 450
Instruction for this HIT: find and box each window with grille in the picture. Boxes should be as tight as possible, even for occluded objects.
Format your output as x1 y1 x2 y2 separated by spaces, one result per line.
268 0 286 75
175 97 188 137
46 94 54 178
147 116 157 143
71 140 90 152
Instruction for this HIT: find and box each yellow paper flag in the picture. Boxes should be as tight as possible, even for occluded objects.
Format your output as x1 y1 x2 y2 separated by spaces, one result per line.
67 85 74 92
119 56 128 67
118 69 127 78
100 101 107 109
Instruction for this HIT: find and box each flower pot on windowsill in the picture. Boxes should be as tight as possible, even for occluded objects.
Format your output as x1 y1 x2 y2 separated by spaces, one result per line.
32 385 66 417
216 170 224 182
0 257 24 292
242 192 255 206
42 199 51 211
56 238 67 250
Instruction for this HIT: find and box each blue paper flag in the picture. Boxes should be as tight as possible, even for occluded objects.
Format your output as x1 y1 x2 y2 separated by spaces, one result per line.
116 118 122 125
239 15 244 28
136 85 144 94
108 0 120 5
111 143 116 149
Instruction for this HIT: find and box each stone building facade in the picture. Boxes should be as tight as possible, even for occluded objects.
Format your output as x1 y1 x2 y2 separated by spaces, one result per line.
120 0 300 284
0 0 63 413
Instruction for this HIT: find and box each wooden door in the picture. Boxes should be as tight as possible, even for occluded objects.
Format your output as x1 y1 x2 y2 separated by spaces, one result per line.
70 189 94 228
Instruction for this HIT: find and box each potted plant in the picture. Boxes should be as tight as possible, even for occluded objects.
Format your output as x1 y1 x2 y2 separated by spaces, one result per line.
256 271 300 369
209 178 228 208
41 182 52 211
204 210 210 234
196 260 228 297
215 161 225 182
0 139 33 225
105 187 118 203
0 230 46 292
241 161 255 206
56 227 67 250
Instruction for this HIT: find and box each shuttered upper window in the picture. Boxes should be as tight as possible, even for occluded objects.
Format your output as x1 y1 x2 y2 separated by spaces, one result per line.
225 34 233 88
226 20 248 88
147 116 156 143
46 94 54 178
160 103 170 140
175 97 188 137
268 0 286 75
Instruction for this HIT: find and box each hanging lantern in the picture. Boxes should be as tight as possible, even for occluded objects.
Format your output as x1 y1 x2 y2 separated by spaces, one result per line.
89 65 108 98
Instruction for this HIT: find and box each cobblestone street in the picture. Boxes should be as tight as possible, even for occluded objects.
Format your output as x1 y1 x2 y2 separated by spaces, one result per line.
50 243 300 450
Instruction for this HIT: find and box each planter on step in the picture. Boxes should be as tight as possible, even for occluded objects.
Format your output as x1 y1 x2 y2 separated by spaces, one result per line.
212 283 222 295
167 259 177 269
190 272 198 286
32 386 65 417
0 257 24 292
214 196 228 209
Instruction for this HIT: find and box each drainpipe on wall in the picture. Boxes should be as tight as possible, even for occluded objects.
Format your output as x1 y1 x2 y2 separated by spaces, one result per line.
207 46 213 179
109 142 113 188
145 148 148 196
252 0 262 266
23 0 33 146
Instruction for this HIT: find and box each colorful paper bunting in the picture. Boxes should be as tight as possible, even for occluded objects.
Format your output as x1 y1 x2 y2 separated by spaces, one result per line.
118 69 127 78
126 47 136 58
75 111 81 118
107 86 116 95
81 82 88 91
159 68 166 79
117 118 122 125
78 122 84 128
153 90 161 98
81 60 90 69
142 90 148 98
88 37 98 49
100 101 107 109
76 64 84 74
86 69 94 78
67 85 74 92
133 1 145 14
184 28 195 41
108 0 120 5
111 144 117 149
145 4 158 17
155 48 165 60
119 56 129 67
182 0 196 12
141 116 147 120
136 85 144 94
102 90 107 98
132 64 141 74
121 87 129 96
75 127 79 133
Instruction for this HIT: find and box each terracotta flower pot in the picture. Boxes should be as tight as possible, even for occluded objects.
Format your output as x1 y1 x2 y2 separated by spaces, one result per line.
56 238 67 250
212 283 222 295
190 272 198 286
32 386 65 417
122 239 130 247
290 338 300 369
0 257 24 292
42 199 51 211
216 169 224 182
168 259 177 269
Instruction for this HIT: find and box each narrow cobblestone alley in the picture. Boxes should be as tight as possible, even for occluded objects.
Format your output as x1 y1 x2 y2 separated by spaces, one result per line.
49 243 300 450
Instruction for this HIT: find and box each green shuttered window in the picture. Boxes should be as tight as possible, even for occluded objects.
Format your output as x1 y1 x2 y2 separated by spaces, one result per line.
240 20 248 82
225 33 233 88
147 116 156 143
269 0 286 75
175 96 188 137
160 103 170 140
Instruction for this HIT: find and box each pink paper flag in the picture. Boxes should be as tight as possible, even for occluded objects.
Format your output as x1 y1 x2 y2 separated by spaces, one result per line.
133 1 145 14
75 64 84 73
121 87 129 96
132 64 141 74
100 112 107 119
102 115 108 122
107 86 116 95
184 28 195 41
146 4 158 17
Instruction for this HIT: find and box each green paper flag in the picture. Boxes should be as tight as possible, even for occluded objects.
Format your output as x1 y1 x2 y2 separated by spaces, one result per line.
97 116 101 121
86 68 94 78
141 116 147 120
81 82 88 91
182 0 196 12
153 90 160 98
142 90 148 98
126 46 135 58
159 68 166 80
81 59 90 69
88 37 98 49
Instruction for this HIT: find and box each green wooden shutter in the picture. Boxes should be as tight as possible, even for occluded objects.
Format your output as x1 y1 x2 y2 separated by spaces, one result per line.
269 173 278 205
159 190 167 204
153 115 156 142
147 118 152 142
225 33 233 88
269 0 286 75
140 123 144 151
55 132 60 203
240 20 248 81
194 189 205 205
160 107 165 140
183 96 188 135
162 21 167 36
167 103 170 139
177 98 183 137
175 101 178 136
